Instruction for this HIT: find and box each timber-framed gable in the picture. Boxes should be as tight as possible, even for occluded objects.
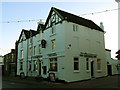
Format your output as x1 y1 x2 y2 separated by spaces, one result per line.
44 7 64 30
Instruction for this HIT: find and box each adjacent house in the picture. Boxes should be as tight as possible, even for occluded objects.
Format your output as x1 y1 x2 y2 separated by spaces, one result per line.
0 55 4 66
0 55 4 75
17 29 40 77
17 7 107 82
4 49 17 76
105 49 119 75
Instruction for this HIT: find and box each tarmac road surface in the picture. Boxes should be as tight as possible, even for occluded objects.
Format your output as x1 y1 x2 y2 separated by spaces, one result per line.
2 75 120 88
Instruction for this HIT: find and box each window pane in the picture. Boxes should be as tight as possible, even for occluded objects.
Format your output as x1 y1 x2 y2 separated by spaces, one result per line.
86 58 89 70
52 40 56 50
74 62 79 70
97 59 101 70
29 61 31 71
21 50 23 58
34 46 36 56
74 57 79 70
50 58 57 71
43 66 47 74
20 62 23 70
74 57 78 61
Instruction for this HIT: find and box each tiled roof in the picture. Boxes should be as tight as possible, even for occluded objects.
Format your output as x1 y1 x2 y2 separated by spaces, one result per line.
23 30 30 39
105 49 111 52
18 29 39 42
53 7 104 32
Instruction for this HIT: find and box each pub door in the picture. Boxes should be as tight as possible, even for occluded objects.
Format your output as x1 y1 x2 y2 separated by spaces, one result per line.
91 60 94 78
39 62 41 76
107 65 112 76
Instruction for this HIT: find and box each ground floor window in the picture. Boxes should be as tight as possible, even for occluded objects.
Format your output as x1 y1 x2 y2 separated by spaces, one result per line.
43 66 47 74
20 62 23 70
97 59 101 70
74 57 79 70
50 58 57 71
29 61 31 71
6 65 7 71
86 58 89 70
33 61 38 71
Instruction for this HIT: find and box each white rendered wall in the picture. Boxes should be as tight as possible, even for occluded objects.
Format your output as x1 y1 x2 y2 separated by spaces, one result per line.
64 21 107 82
106 50 119 75
41 22 66 80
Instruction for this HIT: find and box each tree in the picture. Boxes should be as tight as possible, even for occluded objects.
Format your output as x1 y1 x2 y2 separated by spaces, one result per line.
116 49 120 60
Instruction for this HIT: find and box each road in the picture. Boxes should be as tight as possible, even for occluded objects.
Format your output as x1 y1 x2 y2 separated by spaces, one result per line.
2 75 120 89
2 80 51 88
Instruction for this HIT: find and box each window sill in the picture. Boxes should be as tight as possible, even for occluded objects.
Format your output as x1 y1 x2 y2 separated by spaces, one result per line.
74 70 80 73
97 70 102 73
50 33 56 37
19 58 23 60
86 70 90 73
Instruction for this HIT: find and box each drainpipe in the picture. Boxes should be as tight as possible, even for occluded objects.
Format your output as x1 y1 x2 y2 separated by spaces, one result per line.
30 31 33 77
26 39 28 76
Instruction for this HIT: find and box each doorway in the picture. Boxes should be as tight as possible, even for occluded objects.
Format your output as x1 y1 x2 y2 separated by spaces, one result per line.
39 61 41 75
107 65 112 76
91 60 94 77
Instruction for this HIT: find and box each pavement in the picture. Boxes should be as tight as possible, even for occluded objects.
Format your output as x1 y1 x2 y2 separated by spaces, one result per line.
2 75 120 88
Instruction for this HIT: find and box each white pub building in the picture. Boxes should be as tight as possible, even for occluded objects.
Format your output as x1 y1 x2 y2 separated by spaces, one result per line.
17 7 107 82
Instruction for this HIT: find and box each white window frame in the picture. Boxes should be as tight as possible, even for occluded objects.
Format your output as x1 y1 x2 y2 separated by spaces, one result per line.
50 58 57 71
34 46 36 56
86 58 89 70
74 57 79 71
51 39 56 50
33 61 38 71
73 24 78 32
20 61 23 71
21 50 23 58
97 59 101 70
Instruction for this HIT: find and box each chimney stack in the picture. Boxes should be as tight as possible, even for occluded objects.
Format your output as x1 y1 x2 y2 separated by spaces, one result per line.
100 22 104 30
37 19 45 31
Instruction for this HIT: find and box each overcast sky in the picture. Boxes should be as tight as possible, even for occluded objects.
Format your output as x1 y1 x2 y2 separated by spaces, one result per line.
0 0 118 59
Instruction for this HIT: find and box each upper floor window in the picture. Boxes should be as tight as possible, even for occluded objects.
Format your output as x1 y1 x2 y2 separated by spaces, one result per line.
34 46 36 56
21 41 23 48
11 54 14 62
39 44 41 54
33 61 38 71
51 21 56 34
20 62 23 70
51 39 56 50
41 39 47 48
74 57 79 70
29 47 32 56
97 59 101 70
73 25 78 32
86 58 89 70
21 50 23 58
